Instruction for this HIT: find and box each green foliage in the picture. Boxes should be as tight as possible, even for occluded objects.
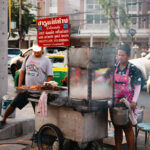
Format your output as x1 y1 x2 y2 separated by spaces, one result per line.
106 31 118 45
11 0 36 40
97 0 131 44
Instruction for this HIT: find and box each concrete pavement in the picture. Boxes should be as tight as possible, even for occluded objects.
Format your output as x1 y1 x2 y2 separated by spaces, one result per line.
0 103 35 140
0 75 35 140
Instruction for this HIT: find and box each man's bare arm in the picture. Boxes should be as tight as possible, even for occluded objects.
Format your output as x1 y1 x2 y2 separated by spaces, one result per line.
18 70 25 87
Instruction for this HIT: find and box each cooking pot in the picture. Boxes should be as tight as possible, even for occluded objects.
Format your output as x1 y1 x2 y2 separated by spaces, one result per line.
111 107 129 126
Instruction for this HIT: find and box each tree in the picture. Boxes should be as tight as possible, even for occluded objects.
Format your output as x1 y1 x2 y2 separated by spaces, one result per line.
10 0 37 45
97 0 132 45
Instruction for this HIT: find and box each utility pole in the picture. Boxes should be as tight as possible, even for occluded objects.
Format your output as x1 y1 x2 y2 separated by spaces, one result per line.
19 0 22 49
149 15 150 48
129 28 136 59
0 0 8 111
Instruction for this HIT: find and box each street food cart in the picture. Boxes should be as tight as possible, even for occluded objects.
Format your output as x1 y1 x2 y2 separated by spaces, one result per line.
18 47 117 150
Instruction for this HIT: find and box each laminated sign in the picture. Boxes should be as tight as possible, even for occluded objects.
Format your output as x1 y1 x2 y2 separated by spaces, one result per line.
37 16 70 47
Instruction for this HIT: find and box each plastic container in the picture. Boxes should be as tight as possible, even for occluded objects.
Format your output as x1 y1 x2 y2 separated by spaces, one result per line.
1 100 16 118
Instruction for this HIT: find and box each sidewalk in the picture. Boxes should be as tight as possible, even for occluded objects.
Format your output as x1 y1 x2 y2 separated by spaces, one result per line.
0 103 35 141
0 75 35 140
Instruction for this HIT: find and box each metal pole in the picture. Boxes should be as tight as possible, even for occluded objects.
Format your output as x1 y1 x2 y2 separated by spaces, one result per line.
19 0 22 49
134 125 138 150
149 18 150 48
88 68 92 109
67 47 70 100
131 36 134 59
28 35 31 48
0 0 8 113
90 33 93 47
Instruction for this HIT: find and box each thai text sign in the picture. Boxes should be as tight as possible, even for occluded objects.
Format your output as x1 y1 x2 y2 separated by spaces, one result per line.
37 16 70 47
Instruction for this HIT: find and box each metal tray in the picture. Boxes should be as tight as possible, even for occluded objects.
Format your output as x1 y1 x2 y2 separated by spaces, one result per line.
16 87 67 95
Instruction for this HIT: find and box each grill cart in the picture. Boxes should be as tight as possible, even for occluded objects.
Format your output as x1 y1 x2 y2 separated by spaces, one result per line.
22 47 117 150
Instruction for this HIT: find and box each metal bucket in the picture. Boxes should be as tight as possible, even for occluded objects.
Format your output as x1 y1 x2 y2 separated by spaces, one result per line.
111 107 129 126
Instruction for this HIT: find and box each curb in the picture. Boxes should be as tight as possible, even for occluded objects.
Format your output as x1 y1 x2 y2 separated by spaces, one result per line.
0 118 35 140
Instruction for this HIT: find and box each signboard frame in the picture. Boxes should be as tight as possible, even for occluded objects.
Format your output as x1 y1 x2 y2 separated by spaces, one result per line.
37 16 70 47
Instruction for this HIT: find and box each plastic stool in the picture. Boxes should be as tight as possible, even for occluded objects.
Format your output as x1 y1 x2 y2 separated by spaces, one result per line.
137 122 150 145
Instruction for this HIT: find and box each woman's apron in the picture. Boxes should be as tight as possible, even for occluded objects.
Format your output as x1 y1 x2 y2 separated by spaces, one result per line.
114 66 133 103
113 65 137 118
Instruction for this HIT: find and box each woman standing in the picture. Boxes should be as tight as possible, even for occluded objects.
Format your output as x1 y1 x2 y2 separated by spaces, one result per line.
98 43 142 150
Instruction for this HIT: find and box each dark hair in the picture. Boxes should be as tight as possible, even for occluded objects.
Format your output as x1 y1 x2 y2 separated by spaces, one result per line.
117 43 131 56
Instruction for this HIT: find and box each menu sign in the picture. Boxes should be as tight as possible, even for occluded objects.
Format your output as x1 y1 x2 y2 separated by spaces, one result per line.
37 16 70 47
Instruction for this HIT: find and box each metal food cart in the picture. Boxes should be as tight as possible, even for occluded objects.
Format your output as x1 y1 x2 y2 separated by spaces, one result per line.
25 47 117 150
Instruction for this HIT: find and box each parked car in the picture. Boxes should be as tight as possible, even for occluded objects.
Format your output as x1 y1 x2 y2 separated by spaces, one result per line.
10 48 33 78
14 54 68 87
8 47 21 71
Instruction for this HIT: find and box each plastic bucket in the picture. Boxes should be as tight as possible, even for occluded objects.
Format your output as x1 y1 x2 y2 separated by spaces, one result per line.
1 100 16 118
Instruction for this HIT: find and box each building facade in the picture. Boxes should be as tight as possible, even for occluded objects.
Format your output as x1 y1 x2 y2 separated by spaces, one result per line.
25 0 150 50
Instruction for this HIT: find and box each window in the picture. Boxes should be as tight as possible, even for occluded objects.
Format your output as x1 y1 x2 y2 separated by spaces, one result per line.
147 2 150 11
49 0 57 14
49 13 57 17
49 57 65 68
87 4 94 9
120 0 126 9
86 0 100 10
50 0 57 7
86 0 107 25
138 17 141 28
101 14 107 24
146 15 149 28
86 14 107 24
139 2 142 12
132 17 137 25
131 14 137 25
87 14 94 24
127 0 137 11
95 14 100 24
8 49 21 55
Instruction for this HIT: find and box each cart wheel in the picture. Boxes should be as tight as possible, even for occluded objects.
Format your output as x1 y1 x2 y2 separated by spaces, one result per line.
38 124 64 150
85 141 103 150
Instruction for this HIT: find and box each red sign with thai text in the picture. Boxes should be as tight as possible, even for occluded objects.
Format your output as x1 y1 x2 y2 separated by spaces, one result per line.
37 16 70 47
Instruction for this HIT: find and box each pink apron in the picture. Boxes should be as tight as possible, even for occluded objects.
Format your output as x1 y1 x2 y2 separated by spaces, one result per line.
111 65 137 119
114 66 134 103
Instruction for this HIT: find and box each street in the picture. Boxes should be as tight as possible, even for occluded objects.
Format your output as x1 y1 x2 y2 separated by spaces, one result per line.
1 74 148 150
